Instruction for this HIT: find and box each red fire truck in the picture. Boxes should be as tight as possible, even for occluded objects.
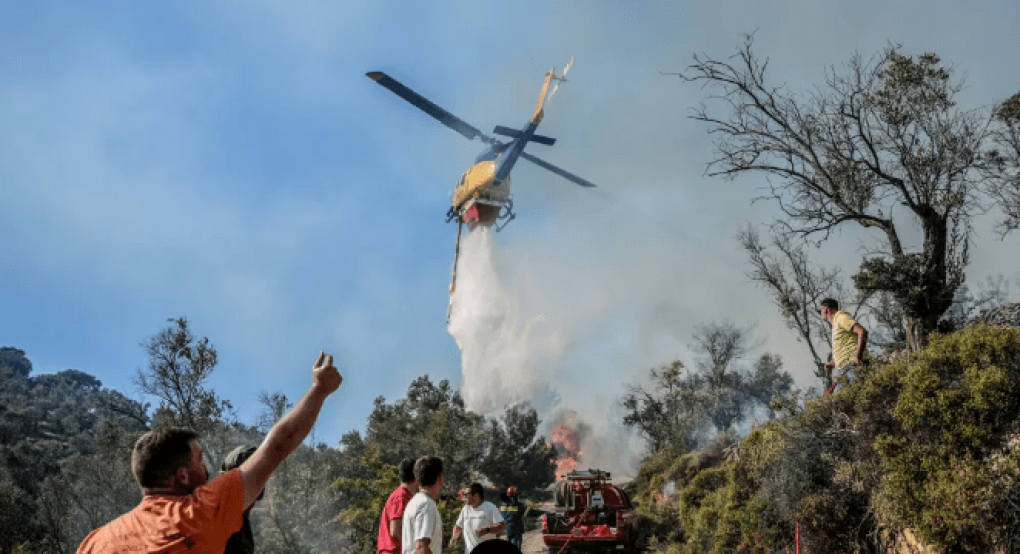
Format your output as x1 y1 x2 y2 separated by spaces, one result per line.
541 469 639 554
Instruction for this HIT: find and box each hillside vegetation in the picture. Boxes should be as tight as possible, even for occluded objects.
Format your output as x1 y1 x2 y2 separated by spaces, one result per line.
0 318 557 554
630 323 1020 553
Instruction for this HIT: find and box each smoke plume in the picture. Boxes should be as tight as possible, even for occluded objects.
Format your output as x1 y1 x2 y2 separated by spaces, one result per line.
448 227 643 478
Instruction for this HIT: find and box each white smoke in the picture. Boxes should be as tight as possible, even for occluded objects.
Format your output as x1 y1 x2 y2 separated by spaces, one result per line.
447 227 565 414
448 226 644 478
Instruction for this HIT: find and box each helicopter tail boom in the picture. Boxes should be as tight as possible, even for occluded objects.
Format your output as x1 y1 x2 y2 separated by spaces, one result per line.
530 69 555 124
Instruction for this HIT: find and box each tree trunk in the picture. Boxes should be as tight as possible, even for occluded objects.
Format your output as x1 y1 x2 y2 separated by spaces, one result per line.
903 316 924 351
902 313 939 351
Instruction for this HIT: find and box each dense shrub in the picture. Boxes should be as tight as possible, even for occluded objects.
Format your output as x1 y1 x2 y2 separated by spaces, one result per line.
632 324 1020 554
865 324 1020 552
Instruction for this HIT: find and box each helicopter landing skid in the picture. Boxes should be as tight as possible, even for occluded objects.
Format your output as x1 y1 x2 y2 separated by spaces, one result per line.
493 199 515 231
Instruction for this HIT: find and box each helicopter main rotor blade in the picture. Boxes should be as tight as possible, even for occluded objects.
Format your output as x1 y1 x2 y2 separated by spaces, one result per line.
367 71 493 143
521 152 596 188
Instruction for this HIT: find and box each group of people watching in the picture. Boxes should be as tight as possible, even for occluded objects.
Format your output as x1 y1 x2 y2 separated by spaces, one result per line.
73 298 864 554
379 458 543 554
73 351 543 554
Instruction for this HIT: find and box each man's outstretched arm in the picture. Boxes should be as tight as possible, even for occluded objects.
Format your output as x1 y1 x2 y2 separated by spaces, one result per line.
240 351 343 508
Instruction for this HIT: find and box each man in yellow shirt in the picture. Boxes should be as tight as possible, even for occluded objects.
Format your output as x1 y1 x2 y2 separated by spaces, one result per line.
821 298 869 392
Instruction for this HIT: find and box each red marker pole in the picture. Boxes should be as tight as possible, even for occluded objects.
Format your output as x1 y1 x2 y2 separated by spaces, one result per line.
795 521 800 554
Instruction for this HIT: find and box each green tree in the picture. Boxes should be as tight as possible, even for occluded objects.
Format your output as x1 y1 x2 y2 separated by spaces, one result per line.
335 376 564 554
692 321 757 432
865 324 1020 551
333 448 398 554
1 351 151 553
36 422 142 553
480 402 556 495
135 317 233 436
623 360 710 453
0 346 33 378
683 37 1002 350
623 323 792 453
0 458 37 554
364 376 487 487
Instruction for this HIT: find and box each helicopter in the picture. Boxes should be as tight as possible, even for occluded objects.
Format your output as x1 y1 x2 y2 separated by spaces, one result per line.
366 59 595 320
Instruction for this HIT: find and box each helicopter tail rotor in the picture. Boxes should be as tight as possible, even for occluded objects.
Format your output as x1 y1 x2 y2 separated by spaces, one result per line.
561 56 574 79
546 56 574 103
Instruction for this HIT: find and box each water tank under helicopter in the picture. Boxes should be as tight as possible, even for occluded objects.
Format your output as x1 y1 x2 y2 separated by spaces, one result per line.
450 160 513 229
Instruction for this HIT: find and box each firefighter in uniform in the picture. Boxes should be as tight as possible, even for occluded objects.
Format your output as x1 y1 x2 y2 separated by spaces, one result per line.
499 486 546 550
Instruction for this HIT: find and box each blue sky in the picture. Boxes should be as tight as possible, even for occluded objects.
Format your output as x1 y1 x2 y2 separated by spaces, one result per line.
3 1 1019 467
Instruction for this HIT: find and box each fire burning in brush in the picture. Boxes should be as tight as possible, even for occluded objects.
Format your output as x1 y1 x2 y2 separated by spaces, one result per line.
550 424 582 480
547 410 593 481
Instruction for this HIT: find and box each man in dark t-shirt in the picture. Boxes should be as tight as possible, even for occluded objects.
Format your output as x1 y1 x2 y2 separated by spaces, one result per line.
221 445 262 554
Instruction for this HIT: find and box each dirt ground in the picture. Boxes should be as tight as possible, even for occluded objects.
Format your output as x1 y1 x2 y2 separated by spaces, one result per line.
520 527 546 554
519 501 555 554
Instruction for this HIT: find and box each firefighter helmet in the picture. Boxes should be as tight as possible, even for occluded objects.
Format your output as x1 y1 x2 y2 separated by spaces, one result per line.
507 486 518 496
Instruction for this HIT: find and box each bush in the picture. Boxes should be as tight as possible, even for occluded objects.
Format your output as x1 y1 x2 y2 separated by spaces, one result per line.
865 324 1020 552
632 324 1020 553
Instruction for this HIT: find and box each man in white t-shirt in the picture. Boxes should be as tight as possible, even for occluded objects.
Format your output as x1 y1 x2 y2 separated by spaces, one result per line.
449 483 506 554
402 456 445 554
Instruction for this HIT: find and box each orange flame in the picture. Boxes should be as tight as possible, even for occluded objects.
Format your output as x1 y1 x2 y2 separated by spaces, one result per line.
549 424 582 481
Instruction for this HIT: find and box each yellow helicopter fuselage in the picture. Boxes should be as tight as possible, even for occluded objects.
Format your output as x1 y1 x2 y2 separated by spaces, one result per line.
451 160 512 228
452 161 512 208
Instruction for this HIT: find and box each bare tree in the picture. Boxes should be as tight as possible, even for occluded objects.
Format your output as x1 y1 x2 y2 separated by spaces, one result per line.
257 391 293 432
986 92 1020 233
691 321 750 380
691 321 755 431
683 36 995 350
739 225 847 388
622 360 714 453
623 322 793 452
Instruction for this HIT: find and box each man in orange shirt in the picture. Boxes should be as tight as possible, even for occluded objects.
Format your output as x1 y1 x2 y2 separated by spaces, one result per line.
77 351 343 554
378 459 419 554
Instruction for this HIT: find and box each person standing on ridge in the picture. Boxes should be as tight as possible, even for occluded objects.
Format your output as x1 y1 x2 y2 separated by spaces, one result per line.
821 298 869 393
